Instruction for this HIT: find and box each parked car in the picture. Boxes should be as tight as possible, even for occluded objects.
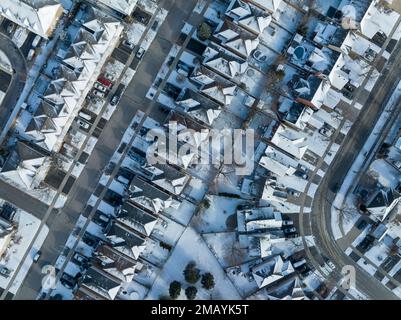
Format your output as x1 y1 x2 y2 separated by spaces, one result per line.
94 82 107 92
356 220 368 230
72 253 89 268
110 94 120 106
284 227 297 234
6 22 16 34
287 232 299 238
78 111 92 121
60 273 75 289
327 261 336 270
33 250 41 263
287 188 300 197
98 76 113 88
27 49 35 61
136 47 145 59
282 220 294 226
123 40 135 50
77 119 90 130
293 259 306 269
93 89 105 98
319 126 335 138
116 175 130 185
110 84 125 106
32 35 41 48
151 20 159 31
104 72 116 82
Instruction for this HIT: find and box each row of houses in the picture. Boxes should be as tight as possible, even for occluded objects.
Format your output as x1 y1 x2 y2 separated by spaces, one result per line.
73 123 197 299
253 0 400 206
0 4 123 192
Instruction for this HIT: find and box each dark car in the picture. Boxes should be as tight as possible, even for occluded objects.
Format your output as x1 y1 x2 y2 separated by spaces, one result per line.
136 47 145 59
356 220 368 230
110 94 120 106
33 250 42 263
60 273 76 289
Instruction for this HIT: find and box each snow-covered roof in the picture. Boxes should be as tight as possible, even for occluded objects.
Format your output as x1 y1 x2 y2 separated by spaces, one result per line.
360 0 400 39
369 159 401 189
202 85 236 106
226 0 272 35
249 0 283 13
1 141 49 189
259 145 298 176
129 177 181 213
271 125 308 160
176 88 223 126
203 46 248 80
80 266 122 300
266 276 308 300
341 32 381 61
23 13 122 152
118 202 158 237
367 188 401 221
0 0 63 38
329 53 371 90
310 81 342 110
150 163 190 195
251 255 294 288
238 14 272 35
97 0 138 15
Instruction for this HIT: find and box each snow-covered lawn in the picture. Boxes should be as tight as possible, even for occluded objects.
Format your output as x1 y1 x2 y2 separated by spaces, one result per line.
202 232 249 268
152 215 186 247
146 227 241 300
191 196 243 233
163 200 196 226
341 196 362 235
184 178 208 202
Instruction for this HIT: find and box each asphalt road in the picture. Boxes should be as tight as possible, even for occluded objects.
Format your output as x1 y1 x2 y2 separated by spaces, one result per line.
13 0 199 300
0 32 26 135
304 42 401 300
0 35 49 216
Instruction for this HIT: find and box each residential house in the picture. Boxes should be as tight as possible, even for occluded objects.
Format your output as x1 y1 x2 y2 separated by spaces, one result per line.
202 43 249 82
0 216 15 260
226 0 273 37
116 201 158 238
176 88 223 127
97 0 138 16
360 0 400 47
74 266 121 300
246 0 283 15
286 33 340 76
105 220 147 261
127 176 181 215
251 254 295 289
22 8 123 153
0 140 51 190
0 0 64 38
214 19 260 59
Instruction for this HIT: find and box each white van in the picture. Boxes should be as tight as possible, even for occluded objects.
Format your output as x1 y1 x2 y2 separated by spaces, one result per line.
116 176 129 185
79 111 92 121
27 49 35 61
32 35 41 48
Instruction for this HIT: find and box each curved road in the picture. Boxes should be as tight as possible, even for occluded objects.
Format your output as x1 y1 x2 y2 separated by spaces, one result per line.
0 33 48 219
301 42 401 300
0 32 27 131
